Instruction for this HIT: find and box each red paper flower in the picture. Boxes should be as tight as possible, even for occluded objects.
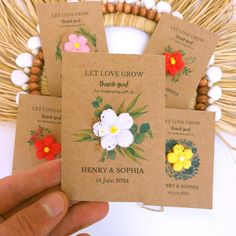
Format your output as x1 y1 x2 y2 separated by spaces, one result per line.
164 52 185 76
34 135 61 161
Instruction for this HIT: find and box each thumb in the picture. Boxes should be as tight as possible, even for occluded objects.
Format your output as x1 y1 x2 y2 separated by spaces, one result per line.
0 192 68 236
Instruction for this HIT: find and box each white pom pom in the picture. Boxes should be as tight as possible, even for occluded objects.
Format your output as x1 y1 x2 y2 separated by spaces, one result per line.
208 54 215 67
21 84 29 91
208 86 222 101
156 1 171 13
16 91 28 105
142 0 155 9
206 66 222 83
208 98 214 104
36 25 40 33
32 49 39 56
172 11 183 19
118 0 125 3
24 67 30 74
208 81 214 87
125 0 137 3
11 70 29 86
27 36 41 50
107 0 117 3
206 104 222 121
16 53 33 68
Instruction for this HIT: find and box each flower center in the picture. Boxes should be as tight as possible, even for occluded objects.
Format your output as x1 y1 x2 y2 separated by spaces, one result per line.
179 156 185 162
110 126 118 134
44 147 50 153
170 57 176 65
74 42 80 49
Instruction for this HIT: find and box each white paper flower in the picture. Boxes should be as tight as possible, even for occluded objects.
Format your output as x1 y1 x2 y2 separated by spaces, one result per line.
93 109 134 151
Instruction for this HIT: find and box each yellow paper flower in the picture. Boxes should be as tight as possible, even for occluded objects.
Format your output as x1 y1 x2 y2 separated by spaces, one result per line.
167 144 193 172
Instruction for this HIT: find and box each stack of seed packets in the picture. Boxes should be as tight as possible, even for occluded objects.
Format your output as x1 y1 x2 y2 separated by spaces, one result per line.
13 2 218 209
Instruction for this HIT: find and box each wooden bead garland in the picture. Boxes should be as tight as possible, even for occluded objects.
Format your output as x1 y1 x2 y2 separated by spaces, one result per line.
195 77 209 111
28 48 44 95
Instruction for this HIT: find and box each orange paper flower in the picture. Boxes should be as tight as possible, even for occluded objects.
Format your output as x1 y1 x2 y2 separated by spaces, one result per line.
164 52 185 76
34 135 61 161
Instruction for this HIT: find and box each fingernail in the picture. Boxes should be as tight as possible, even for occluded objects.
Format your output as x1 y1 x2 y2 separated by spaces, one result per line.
42 193 65 217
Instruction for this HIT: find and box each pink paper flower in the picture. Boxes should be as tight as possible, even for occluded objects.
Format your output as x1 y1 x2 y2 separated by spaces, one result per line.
64 34 90 53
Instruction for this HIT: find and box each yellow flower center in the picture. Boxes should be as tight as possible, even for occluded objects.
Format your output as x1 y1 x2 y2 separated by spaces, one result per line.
170 57 176 65
74 42 80 49
110 126 118 134
44 147 50 153
179 156 185 162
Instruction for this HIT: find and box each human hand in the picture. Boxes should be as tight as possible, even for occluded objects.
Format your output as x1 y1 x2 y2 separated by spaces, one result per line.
0 159 109 236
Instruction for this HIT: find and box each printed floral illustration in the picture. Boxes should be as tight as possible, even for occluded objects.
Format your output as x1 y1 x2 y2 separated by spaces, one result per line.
73 94 153 164
166 139 200 180
93 109 134 151
64 34 90 53
164 52 185 76
167 144 193 172
164 45 196 82
27 126 61 161
55 27 97 61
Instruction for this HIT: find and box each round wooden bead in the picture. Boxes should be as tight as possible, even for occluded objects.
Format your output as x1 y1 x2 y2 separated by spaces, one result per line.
107 3 115 13
29 74 40 83
198 78 208 87
33 58 44 67
197 95 208 104
37 50 44 61
116 2 124 12
30 90 41 95
147 9 156 20
140 6 148 17
28 82 40 91
102 3 108 14
197 86 209 95
30 66 42 75
155 13 161 23
124 3 132 14
132 4 140 15
195 103 207 111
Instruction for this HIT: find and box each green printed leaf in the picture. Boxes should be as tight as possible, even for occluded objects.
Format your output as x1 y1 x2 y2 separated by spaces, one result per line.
117 100 125 115
116 146 125 156
126 147 146 160
77 28 97 47
103 104 112 110
108 150 116 160
164 45 174 53
80 129 94 134
129 105 148 115
94 110 102 118
140 123 150 133
183 67 192 76
130 124 138 135
134 133 145 144
130 144 144 152
92 101 100 108
76 136 93 142
126 93 141 112
131 111 147 119
178 49 186 56
100 151 107 162
123 148 140 164
96 96 103 103
147 130 153 139
55 41 62 61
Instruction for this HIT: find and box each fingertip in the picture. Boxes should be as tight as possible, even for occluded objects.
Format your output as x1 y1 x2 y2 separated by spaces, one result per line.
95 202 109 219
42 191 69 218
